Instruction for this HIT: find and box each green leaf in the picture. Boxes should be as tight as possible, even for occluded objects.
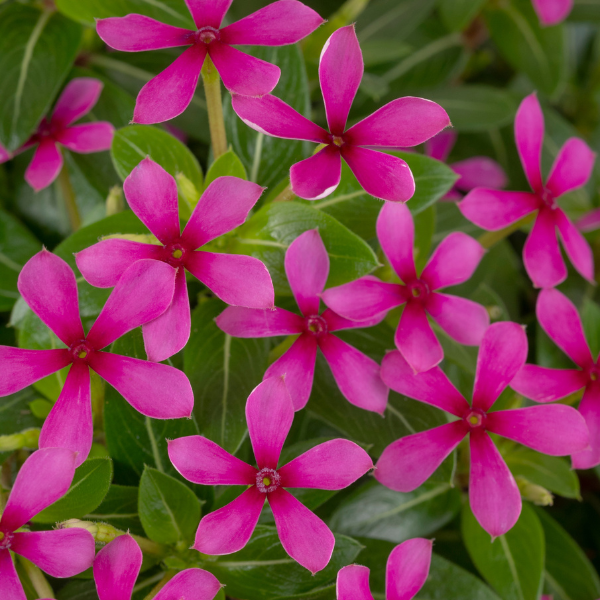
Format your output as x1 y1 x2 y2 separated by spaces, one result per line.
0 389 42 464
536 507 600 600
85 484 144 536
138 466 201 545
582 298 600 358
438 0 487 30
329 480 461 542
462 502 545 600
184 299 270 454
204 149 247 188
229 202 379 295
0 4 82 151
570 0 600 21
34 458 113 523
223 45 310 188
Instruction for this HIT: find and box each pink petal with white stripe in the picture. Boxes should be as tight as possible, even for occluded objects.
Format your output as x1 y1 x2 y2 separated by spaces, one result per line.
269 487 335 574
216 306 304 337
510 364 588 402
337 565 374 600
426 130 457 162
377 202 416 283
555 209 595 283
515 93 545 194
572 382 600 469
25 138 63 191
94 535 142 600
452 157 507 192
546 138 595 197
52 78 103 127
290 145 342 200
55 123 115 153
375 421 468 492
168 435 256 485
532 0 574 25
0 550 26 600
154 569 222 600
386 538 433 600
185 0 232 29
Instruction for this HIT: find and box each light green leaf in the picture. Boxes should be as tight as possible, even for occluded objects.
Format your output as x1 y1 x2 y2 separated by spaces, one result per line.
204 149 247 188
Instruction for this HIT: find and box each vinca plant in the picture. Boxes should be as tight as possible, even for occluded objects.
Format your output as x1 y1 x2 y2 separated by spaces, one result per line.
1 0 600 599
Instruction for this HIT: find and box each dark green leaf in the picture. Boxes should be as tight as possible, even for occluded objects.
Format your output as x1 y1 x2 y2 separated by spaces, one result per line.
85 484 144 536
582 298 600 358
438 0 487 31
0 389 42 463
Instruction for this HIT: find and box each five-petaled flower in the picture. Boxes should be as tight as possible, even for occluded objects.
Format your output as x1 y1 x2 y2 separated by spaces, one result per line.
0 448 96 598
511 288 600 469
459 93 596 289
232 25 450 202
375 322 589 537
168 376 373 574
0 78 114 191
93 534 222 600
76 157 274 362
337 538 432 600
0 250 194 467
96 0 324 124
322 202 490 373
216 229 389 412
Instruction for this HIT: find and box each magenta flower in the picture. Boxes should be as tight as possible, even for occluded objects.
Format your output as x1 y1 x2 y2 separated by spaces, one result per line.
459 93 596 288
231 25 450 202
96 0 324 124
337 538 432 600
76 157 274 362
0 78 114 191
0 250 194 467
511 288 600 469
322 202 489 373
0 448 96 598
576 208 600 232
94 534 221 600
375 322 589 537
532 0 573 26
216 229 388 413
168 376 373 574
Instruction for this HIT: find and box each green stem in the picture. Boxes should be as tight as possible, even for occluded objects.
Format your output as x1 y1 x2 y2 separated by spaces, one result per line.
478 212 536 249
201 55 228 159
56 161 81 231
19 556 55 599
272 183 296 203
143 570 177 600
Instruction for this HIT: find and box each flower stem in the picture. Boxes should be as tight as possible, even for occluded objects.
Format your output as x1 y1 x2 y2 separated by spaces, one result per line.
201 55 228 159
19 556 55 599
477 212 536 249
56 161 81 231
143 570 177 600
272 183 296 203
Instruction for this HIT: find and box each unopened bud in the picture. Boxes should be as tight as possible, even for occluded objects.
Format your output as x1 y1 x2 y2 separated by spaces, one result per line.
487 305 503 320
106 186 124 216
516 476 553 506
59 519 121 543
102 232 160 244
0 428 40 451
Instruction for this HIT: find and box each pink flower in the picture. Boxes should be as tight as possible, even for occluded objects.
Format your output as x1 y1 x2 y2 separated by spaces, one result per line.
0 448 96 598
231 25 450 202
93 534 221 600
168 376 374 574
0 249 194 467
532 0 573 26
459 93 596 288
96 0 324 124
76 157 274 362
322 202 490 373
576 208 600 232
215 229 389 413
511 288 600 469
375 322 589 537
0 78 114 191
337 538 432 600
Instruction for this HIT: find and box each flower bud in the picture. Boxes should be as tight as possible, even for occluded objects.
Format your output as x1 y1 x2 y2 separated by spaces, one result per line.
106 186 124 216
515 476 553 506
59 519 121 543
0 428 40 451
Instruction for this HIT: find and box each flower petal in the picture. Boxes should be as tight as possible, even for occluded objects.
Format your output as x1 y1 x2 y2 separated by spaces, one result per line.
375 421 468 492
515 93 544 194
548 137 596 198
337 565 374 600
96 15 193 52
52 78 103 128
452 157 508 192
38 362 92 468
185 0 232 28
396 301 443 374
93 535 142 600
576 208 600 232
133 44 206 124
425 130 457 162
55 123 115 153
181 177 264 249
220 1 324 46
193 486 264 555
285 229 329 316
25 138 63 191
123 157 181 244
536 288 593 368
246 376 295 469
510 364 588 402
458 189 540 230
231 94 329 143
0 550 26 600
381 350 469 416
0 448 77 532
531 0 574 26
0 143 11 164
87 260 176 350
472 322 528 412
154 569 222 600
555 208 595 283
168 435 256 485
425 293 489 346
572 382 600 469
186 251 274 308
342 146 415 202
386 538 433 600
90 352 193 418
377 202 416 283
318 333 388 414
346 97 450 148
269 487 334 574
321 308 386 332
209 43 280 96
469 431 521 538
264 334 318 411
216 306 304 337
11 529 95 577
319 25 362 135
279 439 373 489
0 348 71 396
420 232 485 290
290 145 342 200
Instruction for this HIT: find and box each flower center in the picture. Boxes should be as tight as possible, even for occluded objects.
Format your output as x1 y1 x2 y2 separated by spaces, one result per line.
256 468 281 494
463 409 486 430
541 188 558 210
305 315 328 337
331 135 345 148
0 530 13 550
164 243 186 267
590 367 599 382
408 280 429 301
196 26 220 44
69 340 93 363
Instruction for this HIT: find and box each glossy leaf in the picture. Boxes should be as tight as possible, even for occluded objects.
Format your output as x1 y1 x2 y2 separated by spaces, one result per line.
85 484 144 536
